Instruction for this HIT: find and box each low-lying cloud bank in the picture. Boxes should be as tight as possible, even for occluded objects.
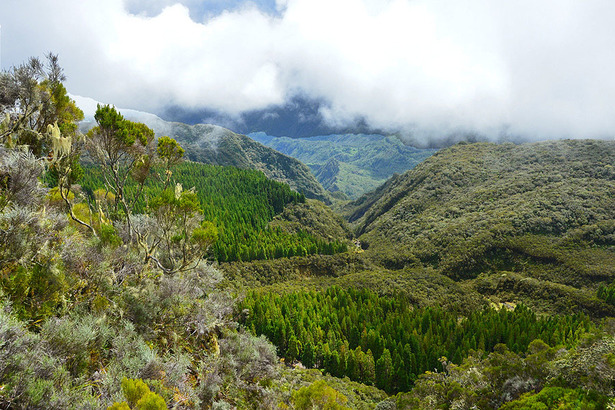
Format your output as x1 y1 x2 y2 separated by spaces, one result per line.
3 0 615 142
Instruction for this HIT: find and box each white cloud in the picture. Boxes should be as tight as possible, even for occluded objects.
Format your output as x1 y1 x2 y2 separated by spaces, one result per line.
1 0 615 139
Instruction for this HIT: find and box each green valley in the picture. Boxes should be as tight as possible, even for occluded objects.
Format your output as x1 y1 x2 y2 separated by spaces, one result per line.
250 133 437 199
1 56 615 410
345 140 615 316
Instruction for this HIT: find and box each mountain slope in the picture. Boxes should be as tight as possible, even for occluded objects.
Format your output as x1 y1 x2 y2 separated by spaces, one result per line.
250 133 436 199
160 123 330 202
345 139 615 316
74 95 330 202
79 161 350 263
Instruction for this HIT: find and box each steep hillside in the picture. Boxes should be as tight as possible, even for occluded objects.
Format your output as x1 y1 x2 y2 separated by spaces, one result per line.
269 198 353 242
250 133 436 199
158 123 330 202
75 96 330 203
80 162 348 263
343 140 615 315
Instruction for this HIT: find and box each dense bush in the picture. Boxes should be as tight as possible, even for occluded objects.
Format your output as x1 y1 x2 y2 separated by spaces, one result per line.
397 333 615 409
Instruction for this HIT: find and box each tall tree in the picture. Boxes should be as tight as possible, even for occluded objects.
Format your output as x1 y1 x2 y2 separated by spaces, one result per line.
376 348 394 392
0 53 90 231
302 341 315 368
86 104 155 237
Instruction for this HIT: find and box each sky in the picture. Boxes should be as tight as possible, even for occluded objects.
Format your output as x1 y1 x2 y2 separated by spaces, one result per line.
1 0 615 140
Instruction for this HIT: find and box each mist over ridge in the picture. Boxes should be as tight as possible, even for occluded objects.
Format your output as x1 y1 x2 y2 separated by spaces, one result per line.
3 1 615 145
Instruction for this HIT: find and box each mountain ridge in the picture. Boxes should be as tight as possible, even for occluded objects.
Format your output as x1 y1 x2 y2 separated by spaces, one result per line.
72 95 331 202
341 139 615 316
250 132 437 199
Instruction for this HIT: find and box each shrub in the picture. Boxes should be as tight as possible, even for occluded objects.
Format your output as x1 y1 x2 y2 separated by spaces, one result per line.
107 378 168 410
291 380 350 410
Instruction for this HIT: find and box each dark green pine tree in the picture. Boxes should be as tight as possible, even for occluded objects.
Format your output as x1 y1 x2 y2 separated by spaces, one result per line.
287 335 302 363
325 351 342 377
302 341 315 368
363 349 376 386
346 349 359 381
376 348 394 392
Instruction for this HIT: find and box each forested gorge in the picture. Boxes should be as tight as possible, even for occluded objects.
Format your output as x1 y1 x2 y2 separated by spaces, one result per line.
1 55 615 409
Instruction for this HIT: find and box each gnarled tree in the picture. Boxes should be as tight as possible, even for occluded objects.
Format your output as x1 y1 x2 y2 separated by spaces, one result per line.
0 53 83 155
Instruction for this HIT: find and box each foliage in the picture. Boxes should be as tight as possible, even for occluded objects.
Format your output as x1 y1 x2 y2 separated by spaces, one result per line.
86 104 156 231
99 222 122 247
397 333 615 409
270 199 353 241
240 286 593 393
71 104 226 272
122 378 152 407
0 300 97 408
276 367 388 410
139 184 216 273
0 148 46 211
251 265 486 315
548 327 615 396
598 280 615 306
291 380 351 409
0 54 88 233
222 252 371 288
156 136 184 171
0 179 82 323
0 53 83 155
499 387 609 410
108 378 168 410
80 161 348 263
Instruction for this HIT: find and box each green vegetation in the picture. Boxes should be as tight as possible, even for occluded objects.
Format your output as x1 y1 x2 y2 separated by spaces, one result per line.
120 121 332 202
109 378 168 410
79 161 348 262
3 55 615 409
291 380 350 410
351 140 615 253
343 140 615 316
500 387 608 410
0 56 353 409
250 133 436 199
240 286 594 394
397 331 615 409
598 280 615 306
222 252 370 288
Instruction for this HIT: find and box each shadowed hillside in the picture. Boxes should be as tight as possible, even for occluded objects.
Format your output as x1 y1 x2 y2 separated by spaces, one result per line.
158 123 331 202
